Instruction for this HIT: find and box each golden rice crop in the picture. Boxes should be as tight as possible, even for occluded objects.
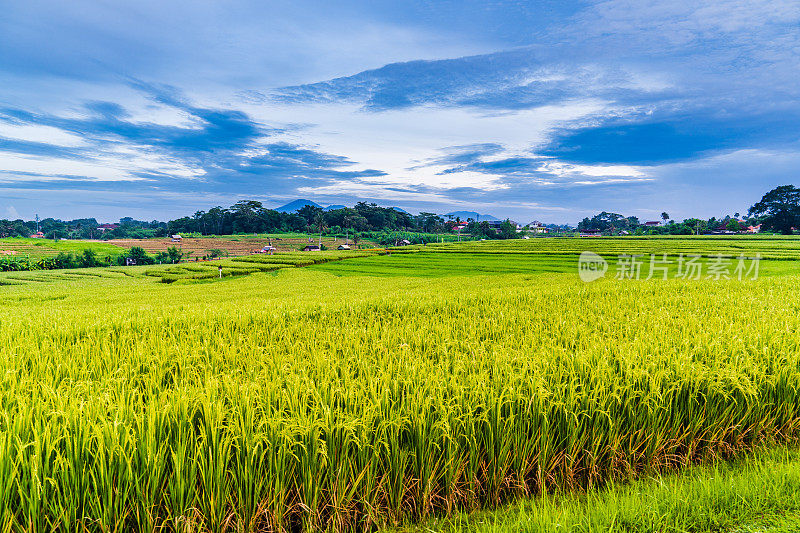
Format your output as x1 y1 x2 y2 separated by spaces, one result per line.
144 251 379 283
0 265 799 532
424 235 800 260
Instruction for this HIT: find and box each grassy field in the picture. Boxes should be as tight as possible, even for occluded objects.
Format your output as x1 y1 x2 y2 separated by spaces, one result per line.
313 236 800 278
395 446 800 532
0 237 124 259
105 234 382 257
0 237 799 531
0 234 378 263
0 251 380 285
146 251 380 283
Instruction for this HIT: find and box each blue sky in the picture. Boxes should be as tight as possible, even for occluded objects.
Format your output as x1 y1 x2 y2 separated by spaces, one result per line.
0 0 798 224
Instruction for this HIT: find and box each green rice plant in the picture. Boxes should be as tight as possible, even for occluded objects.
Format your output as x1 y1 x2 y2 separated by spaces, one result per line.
1 240 800 531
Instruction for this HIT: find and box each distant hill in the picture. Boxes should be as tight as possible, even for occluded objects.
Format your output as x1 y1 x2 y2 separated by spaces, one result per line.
389 206 409 214
275 199 321 213
445 211 499 221
324 204 347 211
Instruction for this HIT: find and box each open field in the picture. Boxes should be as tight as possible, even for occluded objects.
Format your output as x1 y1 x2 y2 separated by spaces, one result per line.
0 234 378 264
313 236 800 278
5 235 794 284
0 251 379 285
420 235 800 259
0 237 125 259
1 237 800 531
105 234 378 257
147 251 380 283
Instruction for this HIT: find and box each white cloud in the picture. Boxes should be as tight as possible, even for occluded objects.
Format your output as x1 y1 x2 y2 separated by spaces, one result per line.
536 161 649 183
240 98 610 192
3 205 21 219
0 122 87 147
0 149 203 182
579 0 800 43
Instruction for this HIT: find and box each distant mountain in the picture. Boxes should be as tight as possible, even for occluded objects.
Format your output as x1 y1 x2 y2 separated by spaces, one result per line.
445 211 499 221
275 199 321 213
324 204 347 211
388 206 409 214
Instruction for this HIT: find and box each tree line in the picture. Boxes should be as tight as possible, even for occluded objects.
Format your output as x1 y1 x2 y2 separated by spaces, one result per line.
576 212 748 235
578 185 800 235
167 201 454 237
0 217 166 240
3 185 800 241
0 202 456 240
0 247 185 272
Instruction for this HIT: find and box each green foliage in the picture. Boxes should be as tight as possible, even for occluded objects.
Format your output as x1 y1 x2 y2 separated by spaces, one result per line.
0 247 116 271
578 212 640 233
81 248 99 267
122 246 155 266
397 447 800 532
171 201 420 236
749 184 800 234
166 246 183 263
726 219 743 231
498 219 517 239
0 238 800 532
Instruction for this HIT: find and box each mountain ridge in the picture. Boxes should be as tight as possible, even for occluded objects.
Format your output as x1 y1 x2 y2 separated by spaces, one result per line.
274 199 321 212
445 211 499 221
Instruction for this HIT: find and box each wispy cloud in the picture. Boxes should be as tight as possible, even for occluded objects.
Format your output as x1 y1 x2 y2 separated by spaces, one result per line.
0 82 387 197
0 0 798 222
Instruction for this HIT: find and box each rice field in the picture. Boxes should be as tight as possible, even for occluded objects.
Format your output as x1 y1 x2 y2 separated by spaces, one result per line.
0 237 123 259
106 235 381 257
144 251 379 283
1 238 799 532
420 235 800 260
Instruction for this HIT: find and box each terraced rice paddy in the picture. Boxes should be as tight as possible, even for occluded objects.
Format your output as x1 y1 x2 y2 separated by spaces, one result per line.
145 251 379 283
107 235 376 257
0 234 373 265
0 237 799 532
423 235 800 259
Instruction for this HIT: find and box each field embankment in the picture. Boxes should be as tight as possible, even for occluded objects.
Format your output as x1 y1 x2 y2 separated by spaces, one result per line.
394 446 800 532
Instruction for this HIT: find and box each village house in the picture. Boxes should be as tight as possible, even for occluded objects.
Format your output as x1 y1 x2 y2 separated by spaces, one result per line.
528 222 549 234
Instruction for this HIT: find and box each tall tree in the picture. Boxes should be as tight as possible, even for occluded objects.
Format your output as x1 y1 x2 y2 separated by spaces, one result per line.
230 200 264 233
499 220 517 239
749 185 800 235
